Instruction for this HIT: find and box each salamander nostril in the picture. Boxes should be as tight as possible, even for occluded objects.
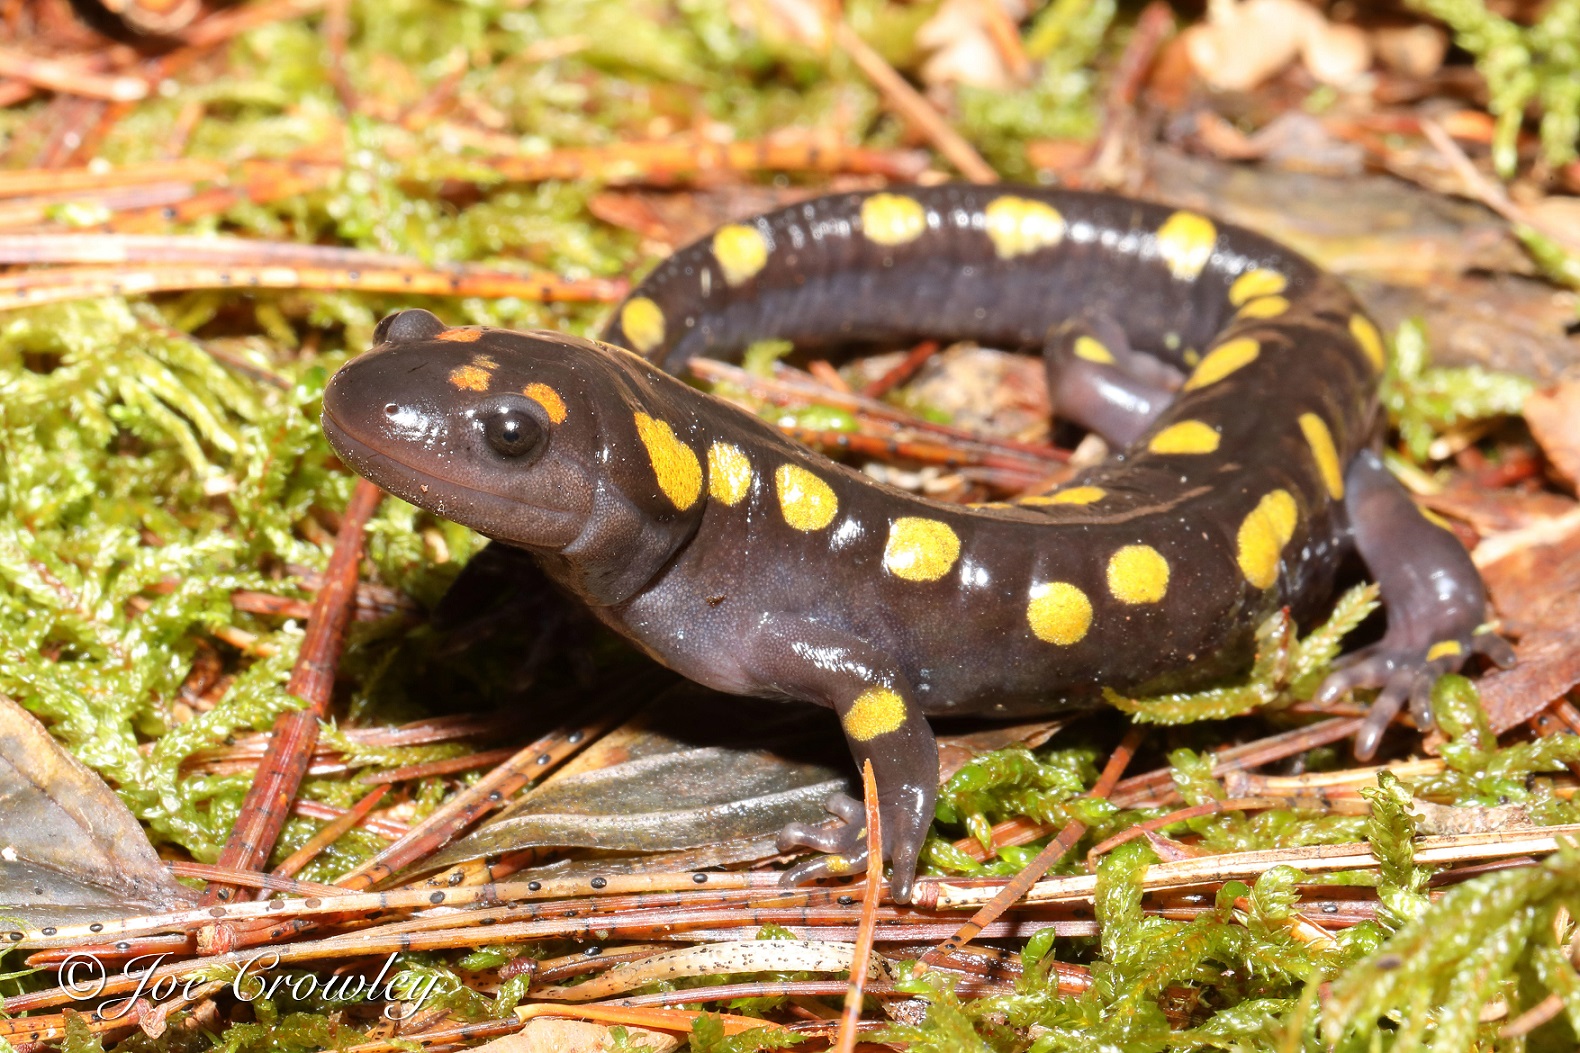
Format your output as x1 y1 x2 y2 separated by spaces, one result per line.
385 403 399 416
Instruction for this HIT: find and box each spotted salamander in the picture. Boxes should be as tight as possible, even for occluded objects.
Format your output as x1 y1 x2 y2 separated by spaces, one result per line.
321 185 1512 902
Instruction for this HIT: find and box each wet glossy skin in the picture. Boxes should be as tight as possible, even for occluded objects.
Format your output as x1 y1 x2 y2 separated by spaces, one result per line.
322 185 1510 902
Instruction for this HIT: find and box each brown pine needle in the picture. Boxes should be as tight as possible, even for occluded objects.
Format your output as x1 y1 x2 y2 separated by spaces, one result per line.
830 21 997 183
201 479 383 914
271 785 391 880
835 759 884 1053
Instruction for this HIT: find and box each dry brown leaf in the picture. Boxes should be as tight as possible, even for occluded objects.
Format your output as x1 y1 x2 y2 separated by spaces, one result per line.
937 718 1065 782
0 694 197 927
1473 507 1580 731
1525 379 1580 491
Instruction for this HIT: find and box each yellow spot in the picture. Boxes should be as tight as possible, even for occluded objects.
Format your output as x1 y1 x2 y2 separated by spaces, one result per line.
967 501 1011 509
1427 640 1463 661
1148 420 1220 455
1183 348 1201 366
1237 295 1289 319
775 464 838 531
843 686 907 741
883 517 961 582
1421 506 1452 530
1350 314 1386 371
1183 337 1260 391
1299 412 1344 499
1228 268 1288 306
860 193 928 246
620 297 666 355
1054 485 1106 504
1020 485 1107 506
1236 489 1299 589
634 412 702 511
436 327 482 342
707 442 754 506
1156 211 1218 281
523 383 566 424
983 195 1066 258
1107 545 1170 604
449 365 491 391
1265 489 1298 539
712 223 770 286
1073 336 1115 364
823 855 851 874
1027 581 1093 645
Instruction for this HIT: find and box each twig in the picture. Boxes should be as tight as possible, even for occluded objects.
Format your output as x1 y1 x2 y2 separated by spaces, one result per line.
835 760 883 1053
0 48 148 102
830 21 997 182
271 785 390 880
200 479 383 913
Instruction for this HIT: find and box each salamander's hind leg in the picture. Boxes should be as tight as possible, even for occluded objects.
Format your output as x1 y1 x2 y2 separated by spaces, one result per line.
1042 316 1182 446
1316 450 1515 759
759 621 938 904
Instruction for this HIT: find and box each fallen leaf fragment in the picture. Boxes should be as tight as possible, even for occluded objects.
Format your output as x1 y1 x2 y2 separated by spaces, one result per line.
1473 505 1580 732
514 1003 783 1036
1182 0 1371 91
1525 379 1580 491
0 695 197 928
479 1020 680 1053
532 939 888 1001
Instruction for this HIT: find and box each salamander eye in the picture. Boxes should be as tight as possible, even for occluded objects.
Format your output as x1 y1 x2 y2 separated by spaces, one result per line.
484 406 545 458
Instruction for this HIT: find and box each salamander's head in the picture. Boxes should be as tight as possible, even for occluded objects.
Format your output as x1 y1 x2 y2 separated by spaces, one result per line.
322 309 706 602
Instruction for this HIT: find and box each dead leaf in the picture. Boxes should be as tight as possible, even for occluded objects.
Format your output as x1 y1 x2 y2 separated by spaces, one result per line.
420 688 851 874
1410 798 1534 835
0 695 197 927
1472 506 1580 731
1476 505 1580 633
937 718 1066 782
530 939 889 1001
1525 379 1580 491
1476 627 1580 734
477 1020 680 1053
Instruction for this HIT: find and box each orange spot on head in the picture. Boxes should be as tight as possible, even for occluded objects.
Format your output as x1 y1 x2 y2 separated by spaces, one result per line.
524 382 567 424
449 365 491 391
436 328 483 342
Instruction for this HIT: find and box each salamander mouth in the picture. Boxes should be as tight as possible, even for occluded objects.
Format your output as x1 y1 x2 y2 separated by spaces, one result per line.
320 408 581 548
320 409 461 515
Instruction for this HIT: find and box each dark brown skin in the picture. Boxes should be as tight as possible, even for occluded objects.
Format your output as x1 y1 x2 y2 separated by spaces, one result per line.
321 186 1512 901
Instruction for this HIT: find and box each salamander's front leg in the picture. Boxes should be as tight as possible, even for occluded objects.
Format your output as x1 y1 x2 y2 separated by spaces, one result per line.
1042 317 1180 446
757 621 939 904
1317 450 1515 759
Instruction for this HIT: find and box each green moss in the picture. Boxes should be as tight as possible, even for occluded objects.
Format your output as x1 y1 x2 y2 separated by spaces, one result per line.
1406 0 1580 177
954 0 1113 178
687 1014 804 1053
1324 841 1580 1050
1382 318 1534 462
